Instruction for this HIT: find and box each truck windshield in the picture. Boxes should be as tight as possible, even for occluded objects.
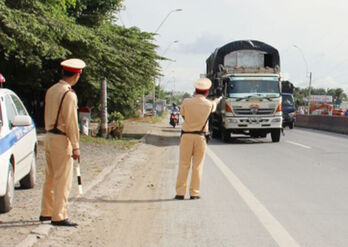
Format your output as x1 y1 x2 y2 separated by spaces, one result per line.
228 78 280 98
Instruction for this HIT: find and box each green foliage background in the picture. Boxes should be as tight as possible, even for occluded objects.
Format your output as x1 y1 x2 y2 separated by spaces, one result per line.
293 86 347 107
0 0 162 126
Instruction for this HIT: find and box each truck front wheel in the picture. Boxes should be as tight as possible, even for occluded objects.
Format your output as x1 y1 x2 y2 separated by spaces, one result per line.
209 122 220 139
271 129 281 142
221 128 231 143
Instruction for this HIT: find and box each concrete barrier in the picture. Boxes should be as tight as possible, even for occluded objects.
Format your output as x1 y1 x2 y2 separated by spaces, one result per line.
295 115 348 135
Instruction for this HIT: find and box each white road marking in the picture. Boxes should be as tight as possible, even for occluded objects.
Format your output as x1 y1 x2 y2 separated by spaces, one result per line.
285 141 311 149
207 147 301 247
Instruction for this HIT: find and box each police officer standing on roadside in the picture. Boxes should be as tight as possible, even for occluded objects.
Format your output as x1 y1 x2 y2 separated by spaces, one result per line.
175 78 221 200
40 58 85 227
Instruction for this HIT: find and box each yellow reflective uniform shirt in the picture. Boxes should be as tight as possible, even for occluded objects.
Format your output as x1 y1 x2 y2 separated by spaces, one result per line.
44 80 79 149
180 94 217 133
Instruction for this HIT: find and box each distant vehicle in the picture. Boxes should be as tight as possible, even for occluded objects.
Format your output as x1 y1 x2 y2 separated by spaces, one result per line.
144 103 153 116
0 89 37 213
281 81 296 129
309 103 333 115
282 93 296 129
332 108 345 116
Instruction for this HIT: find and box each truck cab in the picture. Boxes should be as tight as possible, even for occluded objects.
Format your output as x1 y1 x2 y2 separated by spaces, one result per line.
211 72 282 142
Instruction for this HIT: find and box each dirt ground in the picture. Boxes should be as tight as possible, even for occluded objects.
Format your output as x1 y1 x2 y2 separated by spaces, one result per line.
0 116 177 247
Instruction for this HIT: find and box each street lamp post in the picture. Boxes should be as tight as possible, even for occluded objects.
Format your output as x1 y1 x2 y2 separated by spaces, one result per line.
158 40 179 95
293 45 312 114
162 40 178 57
149 8 182 117
140 9 182 118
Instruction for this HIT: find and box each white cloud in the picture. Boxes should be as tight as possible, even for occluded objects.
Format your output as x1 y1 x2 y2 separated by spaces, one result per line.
313 76 348 92
177 34 224 55
118 0 348 93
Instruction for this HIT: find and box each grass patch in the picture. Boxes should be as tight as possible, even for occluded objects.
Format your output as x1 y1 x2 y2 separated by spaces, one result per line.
80 136 139 149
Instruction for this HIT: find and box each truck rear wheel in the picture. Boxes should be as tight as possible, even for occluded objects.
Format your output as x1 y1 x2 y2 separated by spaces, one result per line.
209 122 220 139
211 129 220 138
271 129 281 142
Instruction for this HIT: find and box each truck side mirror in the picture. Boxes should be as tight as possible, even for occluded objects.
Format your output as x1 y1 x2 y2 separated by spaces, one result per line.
216 88 223 97
222 78 229 84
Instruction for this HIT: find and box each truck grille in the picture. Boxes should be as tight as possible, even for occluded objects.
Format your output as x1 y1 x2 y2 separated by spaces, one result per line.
233 108 274 115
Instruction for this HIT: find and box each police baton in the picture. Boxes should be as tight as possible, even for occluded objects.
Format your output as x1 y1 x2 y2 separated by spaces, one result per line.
74 160 83 195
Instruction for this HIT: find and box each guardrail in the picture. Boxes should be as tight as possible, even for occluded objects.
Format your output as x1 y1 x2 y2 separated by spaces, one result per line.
295 115 348 135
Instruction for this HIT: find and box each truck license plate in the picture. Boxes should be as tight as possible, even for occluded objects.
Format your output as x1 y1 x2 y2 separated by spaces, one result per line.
249 118 259 123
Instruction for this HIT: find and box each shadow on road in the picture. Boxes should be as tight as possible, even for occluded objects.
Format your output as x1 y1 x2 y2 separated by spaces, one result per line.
0 220 41 229
74 197 179 204
208 137 275 145
161 128 181 133
144 134 180 147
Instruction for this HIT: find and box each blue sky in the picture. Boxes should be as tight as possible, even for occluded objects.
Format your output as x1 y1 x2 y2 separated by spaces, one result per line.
117 0 348 94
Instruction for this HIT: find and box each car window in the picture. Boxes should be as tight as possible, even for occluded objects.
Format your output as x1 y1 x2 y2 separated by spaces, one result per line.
10 94 28 116
5 95 17 128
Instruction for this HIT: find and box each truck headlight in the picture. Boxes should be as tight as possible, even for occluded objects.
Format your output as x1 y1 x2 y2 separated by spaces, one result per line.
227 118 238 123
271 118 281 122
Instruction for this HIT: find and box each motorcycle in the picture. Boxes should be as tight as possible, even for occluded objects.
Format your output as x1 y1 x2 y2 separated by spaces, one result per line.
170 112 179 128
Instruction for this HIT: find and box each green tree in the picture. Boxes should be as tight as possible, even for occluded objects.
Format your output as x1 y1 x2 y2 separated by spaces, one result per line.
0 0 162 125
327 88 347 101
68 0 123 26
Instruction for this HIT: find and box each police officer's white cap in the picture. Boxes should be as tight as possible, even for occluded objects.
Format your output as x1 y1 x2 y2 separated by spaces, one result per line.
194 78 212 91
61 58 86 73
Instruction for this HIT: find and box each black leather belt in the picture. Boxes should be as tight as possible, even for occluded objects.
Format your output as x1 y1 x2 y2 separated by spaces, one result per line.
47 128 66 136
181 130 205 136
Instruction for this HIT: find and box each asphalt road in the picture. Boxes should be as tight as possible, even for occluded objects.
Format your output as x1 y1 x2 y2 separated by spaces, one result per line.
10 122 348 247
155 127 348 247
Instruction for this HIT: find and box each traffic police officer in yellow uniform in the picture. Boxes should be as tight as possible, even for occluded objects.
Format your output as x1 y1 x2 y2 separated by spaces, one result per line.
40 58 85 226
175 78 221 200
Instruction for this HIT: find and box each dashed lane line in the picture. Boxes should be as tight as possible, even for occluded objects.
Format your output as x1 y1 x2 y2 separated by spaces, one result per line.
207 147 301 247
285 140 311 149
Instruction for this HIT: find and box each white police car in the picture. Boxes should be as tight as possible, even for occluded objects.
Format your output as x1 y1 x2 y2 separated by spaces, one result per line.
0 89 37 213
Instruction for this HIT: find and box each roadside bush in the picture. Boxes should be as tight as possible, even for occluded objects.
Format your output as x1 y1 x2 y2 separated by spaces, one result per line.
107 111 124 139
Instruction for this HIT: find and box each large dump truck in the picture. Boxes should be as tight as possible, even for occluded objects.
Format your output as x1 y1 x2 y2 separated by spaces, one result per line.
207 40 283 142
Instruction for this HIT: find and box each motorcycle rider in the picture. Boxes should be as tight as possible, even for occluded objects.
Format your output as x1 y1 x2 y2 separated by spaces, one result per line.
170 103 180 126
172 103 180 113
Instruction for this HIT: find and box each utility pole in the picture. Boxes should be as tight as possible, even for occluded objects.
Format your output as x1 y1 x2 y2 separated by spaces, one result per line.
100 79 108 137
293 45 312 115
141 88 145 118
308 72 312 115
152 81 156 116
